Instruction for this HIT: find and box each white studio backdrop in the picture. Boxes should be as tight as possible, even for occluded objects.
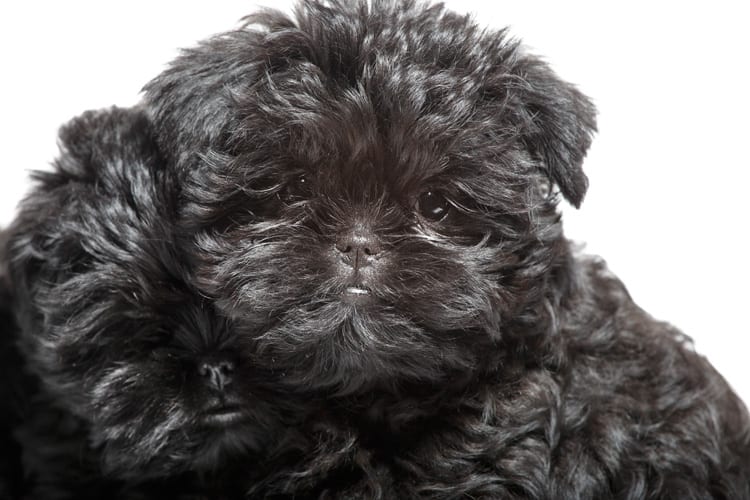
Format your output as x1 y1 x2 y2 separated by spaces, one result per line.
0 1 747 404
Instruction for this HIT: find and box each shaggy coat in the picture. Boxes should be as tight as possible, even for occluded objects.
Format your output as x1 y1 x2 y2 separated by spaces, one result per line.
1 1 749 498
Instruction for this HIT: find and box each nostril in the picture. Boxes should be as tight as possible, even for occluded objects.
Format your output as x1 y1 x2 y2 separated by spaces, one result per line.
335 232 382 260
199 363 213 378
199 360 234 391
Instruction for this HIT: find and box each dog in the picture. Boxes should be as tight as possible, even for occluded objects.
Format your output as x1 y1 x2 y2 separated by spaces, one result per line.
2 108 293 499
2 0 749 498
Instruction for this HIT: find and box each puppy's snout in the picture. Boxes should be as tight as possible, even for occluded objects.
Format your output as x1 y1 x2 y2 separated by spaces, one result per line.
199 360 234 392
335 227 382 270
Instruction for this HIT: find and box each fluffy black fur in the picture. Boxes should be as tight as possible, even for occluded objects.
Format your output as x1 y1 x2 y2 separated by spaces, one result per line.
2 1 749 498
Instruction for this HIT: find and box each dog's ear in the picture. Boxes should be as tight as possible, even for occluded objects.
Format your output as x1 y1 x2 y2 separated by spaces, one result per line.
509 58 597 208
7 106 180 369
142 30 263 173
52 106 163 185
7 106 169 307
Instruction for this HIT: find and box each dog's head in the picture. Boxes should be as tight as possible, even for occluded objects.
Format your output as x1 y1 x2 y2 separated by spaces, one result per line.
7 108 276 478
144 0 597 394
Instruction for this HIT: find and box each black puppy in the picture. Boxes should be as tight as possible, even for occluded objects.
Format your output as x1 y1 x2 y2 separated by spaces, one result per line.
3 0 749 498
3 109 289 499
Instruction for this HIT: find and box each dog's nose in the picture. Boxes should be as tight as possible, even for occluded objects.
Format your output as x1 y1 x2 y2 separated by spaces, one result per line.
199 360 234 392
335 226 381 270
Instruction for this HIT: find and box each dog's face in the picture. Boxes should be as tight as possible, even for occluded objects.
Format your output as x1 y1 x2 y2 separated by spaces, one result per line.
146 1 597 393
85 295 274 477
9 109 275 478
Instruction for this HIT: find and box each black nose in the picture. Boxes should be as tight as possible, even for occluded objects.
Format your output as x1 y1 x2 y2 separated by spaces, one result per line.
199 360 234 392
335 227 382 269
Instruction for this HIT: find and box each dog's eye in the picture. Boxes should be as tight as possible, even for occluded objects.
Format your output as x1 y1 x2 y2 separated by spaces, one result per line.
280 174 312 203
417 191 450 222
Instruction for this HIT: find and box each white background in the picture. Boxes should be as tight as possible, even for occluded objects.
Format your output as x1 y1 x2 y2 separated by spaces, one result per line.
0 2 747 404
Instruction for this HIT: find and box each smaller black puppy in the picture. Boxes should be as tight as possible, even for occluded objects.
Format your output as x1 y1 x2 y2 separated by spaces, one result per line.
2 108 283 499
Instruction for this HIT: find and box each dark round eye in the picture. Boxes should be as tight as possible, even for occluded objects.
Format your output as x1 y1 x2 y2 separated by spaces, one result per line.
417 191 450 222
280 174 312 203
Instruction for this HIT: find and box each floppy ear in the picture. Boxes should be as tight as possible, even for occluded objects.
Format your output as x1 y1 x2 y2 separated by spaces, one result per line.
513 58 597 208
142 28 265 173
7 106 173 333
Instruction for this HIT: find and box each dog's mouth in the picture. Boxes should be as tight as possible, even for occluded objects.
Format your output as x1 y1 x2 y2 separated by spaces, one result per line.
341 285 373 304
201 401 245 426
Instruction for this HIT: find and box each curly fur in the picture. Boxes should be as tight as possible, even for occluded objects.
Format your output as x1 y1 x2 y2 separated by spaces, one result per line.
1 1 749 498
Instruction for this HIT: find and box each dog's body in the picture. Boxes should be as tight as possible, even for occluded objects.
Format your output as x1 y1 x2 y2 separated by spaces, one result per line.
1 1 748 498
